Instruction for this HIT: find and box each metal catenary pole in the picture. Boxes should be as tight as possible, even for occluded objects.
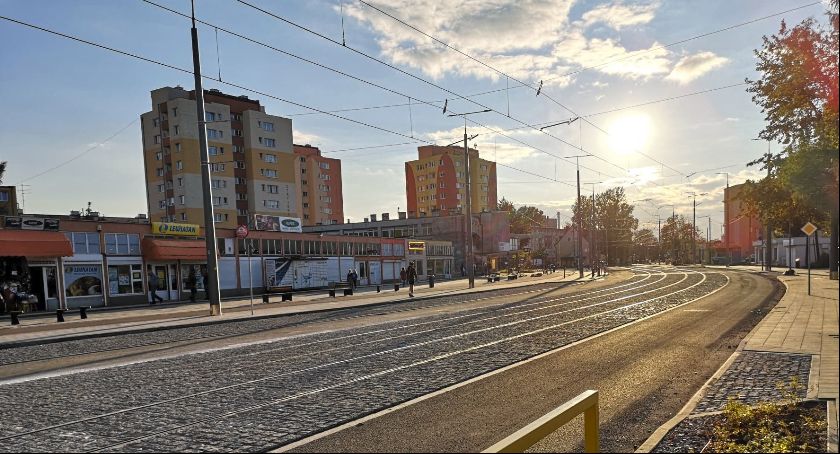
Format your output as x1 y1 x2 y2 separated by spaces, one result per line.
463 121 475 289
190 1 222 316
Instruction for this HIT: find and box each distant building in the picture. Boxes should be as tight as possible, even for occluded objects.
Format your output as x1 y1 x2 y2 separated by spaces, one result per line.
405 145 497 218
723 183 762 261
141 86 299 229
0 186 18 216
293 144 343 226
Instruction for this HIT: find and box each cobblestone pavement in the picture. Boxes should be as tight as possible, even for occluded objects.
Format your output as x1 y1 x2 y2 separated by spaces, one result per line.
0 267 727 453
691 351 811 414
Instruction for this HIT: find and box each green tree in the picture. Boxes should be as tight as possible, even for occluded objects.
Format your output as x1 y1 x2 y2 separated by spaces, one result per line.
633 228 658 263
0 161 6 184
660 215 701 265
572 187 639 265
498 197 548 234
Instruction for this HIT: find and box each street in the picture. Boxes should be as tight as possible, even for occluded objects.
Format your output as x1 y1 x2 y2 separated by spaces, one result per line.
0 266 776 452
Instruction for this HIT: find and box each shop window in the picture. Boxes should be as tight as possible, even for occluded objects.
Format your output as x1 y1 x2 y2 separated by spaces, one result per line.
104 233 141 255
66 232 100 255
107 264 144 295
64 264 103 297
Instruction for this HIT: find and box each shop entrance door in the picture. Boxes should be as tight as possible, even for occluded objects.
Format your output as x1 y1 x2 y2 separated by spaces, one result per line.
26 266 58 312
150 264 173 301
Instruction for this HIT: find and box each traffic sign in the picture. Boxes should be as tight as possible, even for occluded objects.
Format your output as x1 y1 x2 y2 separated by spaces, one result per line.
801 222 817 237
236 224 249 239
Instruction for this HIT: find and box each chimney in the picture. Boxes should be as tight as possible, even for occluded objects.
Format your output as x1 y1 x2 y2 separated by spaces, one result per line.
364 217 369 223
370 214 377 222
382 213 390 221
399 211 407 220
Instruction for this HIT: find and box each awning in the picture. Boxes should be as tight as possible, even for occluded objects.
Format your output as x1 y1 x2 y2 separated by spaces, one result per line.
142 238 208 261
0 230 73 257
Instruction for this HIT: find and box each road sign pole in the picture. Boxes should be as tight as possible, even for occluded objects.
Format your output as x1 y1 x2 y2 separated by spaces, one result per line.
801 222 817 296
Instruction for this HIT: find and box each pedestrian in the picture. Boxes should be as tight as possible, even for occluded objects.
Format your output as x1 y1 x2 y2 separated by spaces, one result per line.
148 271 164 305
352 269 359 288
202 270 209 301
186 269 197 303
347 269 355 290
461 264 466 277
400 267 407 286
407 262 417 297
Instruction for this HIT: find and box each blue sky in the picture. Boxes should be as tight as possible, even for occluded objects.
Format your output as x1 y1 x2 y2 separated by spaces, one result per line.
0 0 832 237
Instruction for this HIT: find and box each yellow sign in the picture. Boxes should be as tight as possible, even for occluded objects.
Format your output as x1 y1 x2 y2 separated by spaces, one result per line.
408 241 425 252
152 222 200 236
801 222 817 237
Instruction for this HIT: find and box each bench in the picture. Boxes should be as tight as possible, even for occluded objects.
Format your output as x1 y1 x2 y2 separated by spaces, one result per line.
263 286 293 303
328 281 353 297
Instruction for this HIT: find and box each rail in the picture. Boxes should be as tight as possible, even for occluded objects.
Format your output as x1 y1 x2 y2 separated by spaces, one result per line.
483 390 599 453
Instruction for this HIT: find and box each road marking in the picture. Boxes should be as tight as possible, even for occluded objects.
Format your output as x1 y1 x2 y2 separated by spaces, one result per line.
683 309 711 312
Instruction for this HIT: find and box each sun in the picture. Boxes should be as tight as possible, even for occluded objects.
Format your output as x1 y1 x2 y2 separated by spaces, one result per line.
608 114 652 154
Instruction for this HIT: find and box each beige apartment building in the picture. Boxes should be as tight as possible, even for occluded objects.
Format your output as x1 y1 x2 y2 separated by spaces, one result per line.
405 145 497 218
140 86 299 229
293 144 344 226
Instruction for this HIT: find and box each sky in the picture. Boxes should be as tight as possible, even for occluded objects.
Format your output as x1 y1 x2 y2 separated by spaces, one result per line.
0 0 834 238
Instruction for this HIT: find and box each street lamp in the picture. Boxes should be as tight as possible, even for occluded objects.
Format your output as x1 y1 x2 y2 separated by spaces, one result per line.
752 137 773 272
716 172 731 268
583 181 603 277
697 215 711 265
685 192 708 265
447 108 491 289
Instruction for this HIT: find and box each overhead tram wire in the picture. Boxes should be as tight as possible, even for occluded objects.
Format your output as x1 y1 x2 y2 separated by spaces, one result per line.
0 15 569 189
234 0 629 177
143 0 619 180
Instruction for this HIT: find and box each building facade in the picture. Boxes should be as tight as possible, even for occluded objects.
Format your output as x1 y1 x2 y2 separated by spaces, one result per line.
293 144 343 226
0 186 18 217
140 86 299 230
723 183 763 261
405 145 497 218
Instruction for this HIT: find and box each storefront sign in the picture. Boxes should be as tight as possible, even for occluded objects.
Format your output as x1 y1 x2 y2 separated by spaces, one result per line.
254 215 302 233
151 222 200 236
408 241 426 252
3 216 60 231
64 264 103 297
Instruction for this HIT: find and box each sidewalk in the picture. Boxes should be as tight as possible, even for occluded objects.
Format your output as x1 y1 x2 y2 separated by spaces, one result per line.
640 267 839 452
0 269 589 346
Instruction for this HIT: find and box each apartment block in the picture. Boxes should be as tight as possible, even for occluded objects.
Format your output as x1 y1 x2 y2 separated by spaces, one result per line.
293 144 344 226
140 86 299 229
405 145 497 218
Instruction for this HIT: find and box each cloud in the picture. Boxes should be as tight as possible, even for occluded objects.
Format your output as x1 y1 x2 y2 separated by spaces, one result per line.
293 129 320 145
551 30 672 79
423 125 538 164
581 2 658 30
665 51 729 84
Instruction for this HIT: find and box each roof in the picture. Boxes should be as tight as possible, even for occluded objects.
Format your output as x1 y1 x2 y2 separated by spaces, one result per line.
0 230 73 257
142 238 207 261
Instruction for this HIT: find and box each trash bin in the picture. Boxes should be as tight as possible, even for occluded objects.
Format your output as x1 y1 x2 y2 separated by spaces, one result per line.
428 274 435 288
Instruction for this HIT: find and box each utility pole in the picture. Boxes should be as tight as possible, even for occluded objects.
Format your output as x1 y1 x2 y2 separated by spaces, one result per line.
447 109 491 289
717 172 730 267
584 182 602 278
752 139 773 271
191 0 222 316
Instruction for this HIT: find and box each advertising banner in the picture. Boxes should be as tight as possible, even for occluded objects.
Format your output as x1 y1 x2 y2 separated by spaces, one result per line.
254 215 303 233
64 264 103 297
151 222 200 236
408 241 425 252
4 216 60 231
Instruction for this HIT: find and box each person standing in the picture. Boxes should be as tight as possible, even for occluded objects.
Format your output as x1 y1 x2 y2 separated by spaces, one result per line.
399 267 407 286
407 262 417 297
148 271 164 305
347 269 355 290
186 269 197 303
202 269 209 301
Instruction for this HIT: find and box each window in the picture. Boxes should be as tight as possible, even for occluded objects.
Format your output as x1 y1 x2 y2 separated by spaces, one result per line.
153 118 160 127
155 151 162 161
210 163 225 172
175 143 182 152
180 213 187 221
179 195 185 205
236 193 247 200
159 200 166 209
264 200 280 209
209 146 224 156
205 112 217 122
177 177 183 187
302 191 308 197
319 184 330 192
231 113 242 121
319 162 330 169
173 125 180 135
176 161 183 170
258 121 274 131
303 203 309 208
232 129 242 137
157 184 164 193
260 169 278 178
321 207 332 214
259 137 276 147
156 168 164 177
211 179 227 189
237 208 248 216
235 177 246 185
172 107 178 117
104 233 141 255
207 129 223 139
300 156 306 162
319 173 330 180
235 161 246 169
0 192 7 202
153 135 161 144
233 145 243 153
301 168 306 174
65 232 101 254
214 213 229 222
213 196 228 206
263 154 277 163
320 196 331 203
261 184 279 193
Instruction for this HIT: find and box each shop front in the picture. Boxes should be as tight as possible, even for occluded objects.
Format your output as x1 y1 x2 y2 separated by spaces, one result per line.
142 237 206 302
0 229 73 313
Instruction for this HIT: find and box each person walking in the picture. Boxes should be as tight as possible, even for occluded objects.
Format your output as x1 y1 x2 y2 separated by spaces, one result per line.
399 267 407 286
347 269 355 290
407 262 417 297
202 269 209 301
147 271 164 305
186 269 197 303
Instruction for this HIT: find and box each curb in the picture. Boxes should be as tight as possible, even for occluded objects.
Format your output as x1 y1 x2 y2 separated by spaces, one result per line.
635 273 786 453
0 276 591 350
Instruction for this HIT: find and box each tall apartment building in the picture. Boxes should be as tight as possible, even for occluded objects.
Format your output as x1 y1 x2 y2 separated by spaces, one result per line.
293 144 344 226
405 145 497 218
140 86 299 229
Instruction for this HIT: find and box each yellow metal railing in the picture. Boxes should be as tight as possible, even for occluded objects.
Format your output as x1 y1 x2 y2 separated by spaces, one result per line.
483 390 599 453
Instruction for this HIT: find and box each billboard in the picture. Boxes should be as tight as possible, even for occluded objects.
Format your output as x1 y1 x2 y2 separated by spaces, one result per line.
4 216 60 231
254 215 303 233
151 222 200 236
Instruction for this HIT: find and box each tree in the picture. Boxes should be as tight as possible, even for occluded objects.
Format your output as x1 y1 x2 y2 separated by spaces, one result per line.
633 228 658 263
498 197 547 234
745 9 839 277
572 187 639 265
660 215 701 265
0 161 6 184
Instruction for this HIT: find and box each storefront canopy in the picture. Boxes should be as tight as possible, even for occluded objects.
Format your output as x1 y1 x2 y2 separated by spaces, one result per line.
0 230 73 257
142 238 207 261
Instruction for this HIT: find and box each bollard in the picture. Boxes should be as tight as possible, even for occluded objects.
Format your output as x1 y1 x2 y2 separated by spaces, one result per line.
428 274 435 288
262 294 269 304
10 311 20 326
394 284 400 292
376 285 381 293
79 307 88 319
56 309 65 323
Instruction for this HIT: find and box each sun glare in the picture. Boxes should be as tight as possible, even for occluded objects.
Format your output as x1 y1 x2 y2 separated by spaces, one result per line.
608 114 652 155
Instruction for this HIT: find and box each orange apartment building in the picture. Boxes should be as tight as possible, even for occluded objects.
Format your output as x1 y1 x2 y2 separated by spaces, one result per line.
140 86 300 230
405 145 497 218
723 183 762 260
293 144 344 226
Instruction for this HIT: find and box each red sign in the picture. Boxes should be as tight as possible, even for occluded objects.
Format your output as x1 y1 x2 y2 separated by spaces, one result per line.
236 225 249 239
